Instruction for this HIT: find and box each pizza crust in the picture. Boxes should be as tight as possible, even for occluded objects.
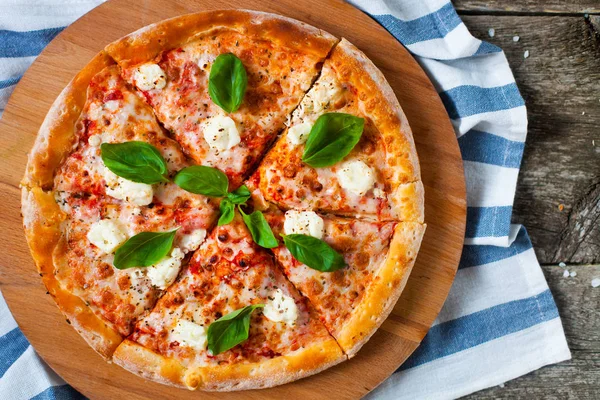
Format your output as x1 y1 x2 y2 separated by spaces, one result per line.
105 10 338 69
335 222 426 357
21 187 123 359
114 337 345 391
22 52 114 190
329 39 423 222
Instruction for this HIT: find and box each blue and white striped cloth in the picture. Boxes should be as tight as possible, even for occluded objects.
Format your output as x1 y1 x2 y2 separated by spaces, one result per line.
1 1 571 399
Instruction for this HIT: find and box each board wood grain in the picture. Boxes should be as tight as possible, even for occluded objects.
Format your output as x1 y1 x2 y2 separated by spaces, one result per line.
0 0 466 398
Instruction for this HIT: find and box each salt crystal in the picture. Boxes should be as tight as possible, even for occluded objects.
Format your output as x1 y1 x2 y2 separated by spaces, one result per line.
513 36 520 42
559 262 567 268
570 271 577 277
563 270 570 278
582 111 586 115
488 28 495 37
592 278 600 288
524 50 530 58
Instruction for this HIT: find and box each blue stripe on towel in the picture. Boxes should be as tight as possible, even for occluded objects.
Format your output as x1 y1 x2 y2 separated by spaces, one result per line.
0 76 22 90
460 227 532 269
0 27 65 58
372 3 462 46
458 130 525 168
440 83 525 119
0 328 30 377
399 289 559 370
466 206 513 239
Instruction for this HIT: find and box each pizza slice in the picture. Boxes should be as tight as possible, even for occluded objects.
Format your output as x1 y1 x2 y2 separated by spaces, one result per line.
113 216 344 390
105 10 338 188
22 188 216 357
53 64 189 200
252 39 424 222
264 209 425 356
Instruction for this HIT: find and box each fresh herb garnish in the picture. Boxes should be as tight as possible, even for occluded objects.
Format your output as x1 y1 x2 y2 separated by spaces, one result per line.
239 207 278 249
208 53 248 113
282 234 346 272
302 113 365 168
113 229 178 269
101 141 169 184
226 185 251 204
207 304 264 355
218 199 235 226
174 165 229 197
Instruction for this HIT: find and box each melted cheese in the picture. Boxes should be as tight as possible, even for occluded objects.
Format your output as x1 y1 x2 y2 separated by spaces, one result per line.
171 320 208 350
287 122 312 145
336 160 376 196
134 63 167 91
146 248 184 289
202 115 241 151
103 167 153 206
283 210 324 239
179 229 207 253
263 289 298 324
87 219 128 254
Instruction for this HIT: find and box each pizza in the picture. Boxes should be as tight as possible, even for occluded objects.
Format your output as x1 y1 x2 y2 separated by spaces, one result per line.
21 10 425 391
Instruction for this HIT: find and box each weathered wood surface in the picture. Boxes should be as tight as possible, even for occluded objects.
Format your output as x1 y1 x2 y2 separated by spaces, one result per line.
459 7 600 399
462 15 600 264
464 264 600 399
454 0 600 14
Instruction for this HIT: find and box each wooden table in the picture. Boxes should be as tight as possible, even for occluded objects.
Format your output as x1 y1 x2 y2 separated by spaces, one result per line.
453 1 600 398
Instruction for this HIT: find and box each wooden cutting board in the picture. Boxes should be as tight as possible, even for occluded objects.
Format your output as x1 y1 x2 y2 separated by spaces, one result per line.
0 0 466 398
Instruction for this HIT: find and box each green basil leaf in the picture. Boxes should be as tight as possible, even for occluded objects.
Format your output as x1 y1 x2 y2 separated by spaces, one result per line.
207 304 264 355
302 113 365 168
174 166 229 197
282 234 346 272
239 208 278 249
101 141 169 184
218 199 235 226
113 229 178 270
226 185 251 205
208 53 248 113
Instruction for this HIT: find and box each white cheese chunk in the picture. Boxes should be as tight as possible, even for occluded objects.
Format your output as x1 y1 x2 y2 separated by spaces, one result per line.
263 289 298 325
306 79 343 115
146 247 184 289
336 160 376 196
287 122 312 145
179 229 207 253
283 210 324 239
202 115 241 151
373 188 386 199
171 320 207 350
87 219 128 254
134 63 167 91
103 167 153 206
88 134 102 147
104 100 120 112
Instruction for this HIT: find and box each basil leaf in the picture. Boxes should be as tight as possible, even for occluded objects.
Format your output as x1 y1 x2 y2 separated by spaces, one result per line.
174 166 229 197
239 208 278 249
101 141 169 184
302 113 365 168
113 229 178 270
282 234 346 272
207 304 264 355
218 199 235 226
208 53 248 113
226 185 251 205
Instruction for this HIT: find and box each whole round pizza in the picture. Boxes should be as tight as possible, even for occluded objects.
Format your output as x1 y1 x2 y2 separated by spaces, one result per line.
21 10 425 391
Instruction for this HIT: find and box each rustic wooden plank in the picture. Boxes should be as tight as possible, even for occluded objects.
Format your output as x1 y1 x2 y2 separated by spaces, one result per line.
461 15 600 265
454 0 600 14
464 264 600 399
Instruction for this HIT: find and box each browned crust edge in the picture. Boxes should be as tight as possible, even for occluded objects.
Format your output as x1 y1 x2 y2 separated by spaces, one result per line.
336 222 426 357
21 186 123 359
113 337 345 391
22 51 114 190
104 9 338 69
329 39 423 222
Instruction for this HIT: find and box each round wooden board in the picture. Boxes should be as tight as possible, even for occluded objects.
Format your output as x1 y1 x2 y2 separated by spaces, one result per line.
0 0 466 398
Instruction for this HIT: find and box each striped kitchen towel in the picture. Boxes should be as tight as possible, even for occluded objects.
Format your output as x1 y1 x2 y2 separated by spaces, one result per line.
0 1 571 399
